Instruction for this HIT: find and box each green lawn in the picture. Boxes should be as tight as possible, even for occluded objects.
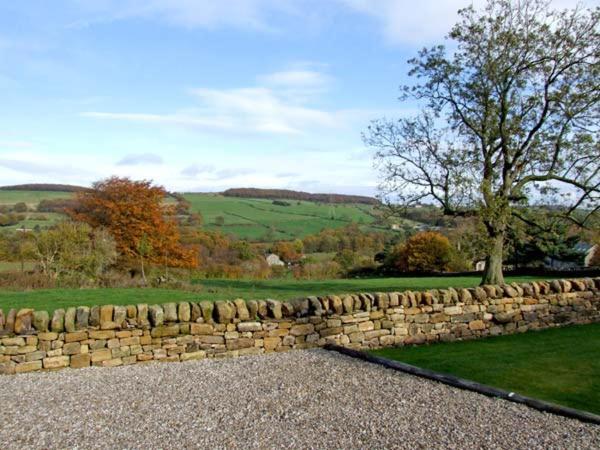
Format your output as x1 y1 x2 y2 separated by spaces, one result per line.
0 275 542 314
371 324 600 415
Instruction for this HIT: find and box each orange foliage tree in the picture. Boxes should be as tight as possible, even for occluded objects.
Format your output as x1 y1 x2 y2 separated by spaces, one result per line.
386 231 451 272
69 177 196 269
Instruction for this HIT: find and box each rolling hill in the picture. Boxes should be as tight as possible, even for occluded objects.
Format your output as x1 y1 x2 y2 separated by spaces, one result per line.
0 185 401 241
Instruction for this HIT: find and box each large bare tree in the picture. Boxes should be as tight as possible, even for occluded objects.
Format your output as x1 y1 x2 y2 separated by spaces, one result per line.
365 0 599 284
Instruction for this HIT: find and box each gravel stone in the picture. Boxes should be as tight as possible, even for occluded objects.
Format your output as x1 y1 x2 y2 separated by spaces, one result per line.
0 350 597 449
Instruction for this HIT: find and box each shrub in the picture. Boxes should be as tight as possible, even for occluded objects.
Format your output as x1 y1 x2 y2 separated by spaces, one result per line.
386 231 451 272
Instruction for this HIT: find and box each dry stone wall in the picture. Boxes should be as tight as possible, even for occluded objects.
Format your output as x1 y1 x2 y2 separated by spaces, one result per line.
1 278 599 375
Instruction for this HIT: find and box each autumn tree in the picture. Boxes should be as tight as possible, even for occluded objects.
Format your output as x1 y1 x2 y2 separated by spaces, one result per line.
386 231 452 272
69 177 196 270
365 0 599 284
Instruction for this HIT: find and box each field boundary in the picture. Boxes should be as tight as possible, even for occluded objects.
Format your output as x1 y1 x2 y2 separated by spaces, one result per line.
324 343 600 425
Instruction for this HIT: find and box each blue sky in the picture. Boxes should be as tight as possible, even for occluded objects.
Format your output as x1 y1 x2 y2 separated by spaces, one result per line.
0 0 595 195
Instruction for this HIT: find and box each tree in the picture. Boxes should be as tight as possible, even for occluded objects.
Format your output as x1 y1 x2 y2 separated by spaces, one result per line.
32 222 116 280
69 177 196 269
386 231 452 272
365 0 599 284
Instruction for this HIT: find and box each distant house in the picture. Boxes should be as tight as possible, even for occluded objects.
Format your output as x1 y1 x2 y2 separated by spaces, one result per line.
266 254 285 267
544 242 597 269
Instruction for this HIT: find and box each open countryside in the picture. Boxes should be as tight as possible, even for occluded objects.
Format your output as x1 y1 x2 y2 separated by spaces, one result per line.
0 0 598 449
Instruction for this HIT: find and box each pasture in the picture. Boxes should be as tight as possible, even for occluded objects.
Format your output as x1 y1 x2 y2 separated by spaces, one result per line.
182 193 393 240
0 275 543 313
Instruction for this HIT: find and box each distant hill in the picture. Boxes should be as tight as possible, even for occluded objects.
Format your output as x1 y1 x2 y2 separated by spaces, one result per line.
222 188 379 205
0 184 89 192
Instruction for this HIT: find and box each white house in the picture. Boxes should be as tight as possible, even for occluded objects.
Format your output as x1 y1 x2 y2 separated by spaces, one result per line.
266 254 285 267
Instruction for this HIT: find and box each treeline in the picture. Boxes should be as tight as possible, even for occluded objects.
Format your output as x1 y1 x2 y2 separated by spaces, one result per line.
0 184 89 192
222 188 379 205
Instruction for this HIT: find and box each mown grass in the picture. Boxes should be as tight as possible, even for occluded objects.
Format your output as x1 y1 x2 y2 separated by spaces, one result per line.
371 323 600 415
0 275 542 314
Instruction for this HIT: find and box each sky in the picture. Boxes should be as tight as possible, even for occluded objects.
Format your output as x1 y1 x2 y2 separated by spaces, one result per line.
0 0 596 195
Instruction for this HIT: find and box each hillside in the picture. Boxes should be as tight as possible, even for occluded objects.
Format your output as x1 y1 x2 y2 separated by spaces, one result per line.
0 183 88 192
182 193 389 241
222 188 379 205
0 188 400 241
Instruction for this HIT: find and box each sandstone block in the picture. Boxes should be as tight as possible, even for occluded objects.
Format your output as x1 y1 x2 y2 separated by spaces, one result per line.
51 309 65 333
113 306 127 327
64 307 77 333
100 305 115 329
469 320 486 331
146 305 165 329
180 351 206 362
69 353 90 369
215 301 234 324
89 306 100 327
65 331 88 343
76 307 90 329
289 324 314 336
43 356 70 369
13 309 34 334
190 323 214 335
33 310 50 332
263 337 280 351
90 348 112 362
25 351 46 361
15 360 42 373
136 304 149 325
5 309 16 334
226 338 254 350
163 303 178 322
266 300 282 319
199 301 214 322
63 342 81 355
102 358 123 367
89 330 115 340
150 325 180 338
178 302 191 322
237 322 262 333
233 299 249 321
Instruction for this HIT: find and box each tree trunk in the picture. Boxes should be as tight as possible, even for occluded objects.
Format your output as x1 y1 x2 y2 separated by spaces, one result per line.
482 232 505 285
140 256 147 285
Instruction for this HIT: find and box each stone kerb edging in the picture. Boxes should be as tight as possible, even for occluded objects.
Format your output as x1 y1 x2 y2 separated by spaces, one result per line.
0 277 598 375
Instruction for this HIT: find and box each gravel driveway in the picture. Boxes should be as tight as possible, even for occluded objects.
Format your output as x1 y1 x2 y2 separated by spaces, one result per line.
0 349 597 449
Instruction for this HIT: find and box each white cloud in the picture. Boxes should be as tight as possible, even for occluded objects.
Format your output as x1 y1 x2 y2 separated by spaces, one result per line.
341 0 598 45
68 0 297 31
117 152 163 165
181 164 215 177
260 69 331 89
83 71 342 136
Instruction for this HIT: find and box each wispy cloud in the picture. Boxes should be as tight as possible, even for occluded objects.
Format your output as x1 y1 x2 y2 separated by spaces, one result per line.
67 0 295 32
0 157 92 177
83 68 343 136
117 152 164 166
340 0 593 45
181 164 215 177
0 140 34 149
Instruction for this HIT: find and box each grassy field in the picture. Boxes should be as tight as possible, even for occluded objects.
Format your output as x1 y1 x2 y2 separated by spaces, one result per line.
0 190 72 207
182 193 396 240
0 275 542 314
0 190 405 241
371 324 600 415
